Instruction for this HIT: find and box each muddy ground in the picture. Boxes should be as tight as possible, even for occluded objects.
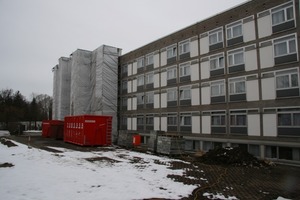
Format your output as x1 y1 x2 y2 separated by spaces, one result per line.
2 135 300 200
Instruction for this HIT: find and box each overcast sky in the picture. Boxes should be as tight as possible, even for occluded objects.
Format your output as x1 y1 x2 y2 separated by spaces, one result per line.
0 0 248 100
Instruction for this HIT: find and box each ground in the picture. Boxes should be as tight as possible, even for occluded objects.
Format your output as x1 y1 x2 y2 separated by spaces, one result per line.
1 135 300 200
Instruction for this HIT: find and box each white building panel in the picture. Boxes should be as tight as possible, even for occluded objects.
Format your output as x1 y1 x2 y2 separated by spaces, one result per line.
191 88 200 105
200 35 209 55
248 114 260 136
154 73 160 88
127 98 132 110
246 79 259 101
132 117 137 130
191 62 199 81
202 116 211 134
257 12 272 38
127 80 132 93
154 52 160 68
263 114 277 137
132 62 137 75
132 97 137 110
128 63 132 76
154 117 160 130
154 93 160 108
192 116 200 134
200 60 209 80
161 93 167 108
260 44 274 69
160 50 167 66
127 118 132 130
201 85 210 105
243 18 256 42
190 38 199 57
261 76 276 100
161 117 167 132
132 79 137 93
245 49 258 71
160 71 167 87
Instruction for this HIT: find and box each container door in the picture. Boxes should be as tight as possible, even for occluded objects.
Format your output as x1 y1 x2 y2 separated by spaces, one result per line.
96 124 105 145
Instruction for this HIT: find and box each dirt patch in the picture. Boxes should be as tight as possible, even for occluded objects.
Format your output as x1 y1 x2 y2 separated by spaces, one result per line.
197 147 268 167
0 138 18 147
0 162 14 168
40 146 64 153
85 156 121 163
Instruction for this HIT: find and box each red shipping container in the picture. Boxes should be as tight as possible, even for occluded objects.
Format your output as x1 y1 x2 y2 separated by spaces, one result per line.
64 115 112 146
133 135 141 146
42 120 64 139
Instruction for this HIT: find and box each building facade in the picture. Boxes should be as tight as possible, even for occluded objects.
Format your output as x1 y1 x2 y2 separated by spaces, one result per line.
118 0 300 164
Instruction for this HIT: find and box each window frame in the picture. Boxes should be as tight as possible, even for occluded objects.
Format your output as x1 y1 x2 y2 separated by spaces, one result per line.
271 2 294 26
145 72 154 85
211 80 225 97
136 93 144 105
167 88 178 102
230 110 247 127
145 53 154 66
277 108 300 127
167 114 178 126
145 91 154 104
180 114 192 127
275 68 299 90
179 40 190 55
167 67 177 80
122 80 128 90
179 63 191 77
137 57 144 69
209 27 223 45
179 86 191 100
211 111 226 127
226 20 243 40
167 45 177 59
228 48 244 67
137 75 144 86
210 53 225 71
229 77 246 95
273 35 296 58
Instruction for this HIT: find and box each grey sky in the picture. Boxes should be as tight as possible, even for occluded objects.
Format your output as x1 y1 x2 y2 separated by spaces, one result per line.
0 0 248 100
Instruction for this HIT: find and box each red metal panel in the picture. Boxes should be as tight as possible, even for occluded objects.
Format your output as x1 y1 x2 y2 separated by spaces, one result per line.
133 135 141 146
64 115 112 146
42 120 64 139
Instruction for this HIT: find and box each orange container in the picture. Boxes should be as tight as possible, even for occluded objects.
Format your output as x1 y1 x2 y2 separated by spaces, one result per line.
64 115 112 146
42 120 64 139
133 135 141 146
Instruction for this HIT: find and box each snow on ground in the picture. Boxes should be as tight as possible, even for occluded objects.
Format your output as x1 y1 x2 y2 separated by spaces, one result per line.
0 140 197 200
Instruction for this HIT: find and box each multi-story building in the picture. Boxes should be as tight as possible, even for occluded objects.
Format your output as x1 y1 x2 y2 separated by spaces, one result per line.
118 0 300 164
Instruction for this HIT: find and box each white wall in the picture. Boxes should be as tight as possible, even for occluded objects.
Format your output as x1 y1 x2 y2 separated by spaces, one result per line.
132 117 137 131
161 92 167 108
128 63 132 76
245 47 258 71
243 16 256 42
161 117 167 132
201 115 211 134
192 87 200 106
260 42 274 69
127 80 132 93
160 50 167 66
127 118 132 130
200 59 209 80
263 114 277 137
201 84 210 105
191 61 199 81
257 11 272 38
248 114 260 136
261 75 276 100
154 117 160 130
200 34 209 55
192 116 200 134
132 97 137 110
160 71 167 87
246 79 259 101
190 37 199 57
154 52 160 68
127 98 132 110
132 79 137 93
132 62 137 75
154 93 160 108
154 72 160 88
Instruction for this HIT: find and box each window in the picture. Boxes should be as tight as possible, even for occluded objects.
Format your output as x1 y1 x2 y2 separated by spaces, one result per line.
121 97 127 107
229 77 246 94
137 75 144 86
122 80 127 90
179 86 191 100
167 67 177 80
276 69 299 90
167 115 177 126
180 114 192 126
179 40 190 55
122 65 128 75
272 2 294 26
167 45 177 59
137 57 144 69
228 49 244 67
167 88 177 102
278 108 300 127
209 28 223 45
211 112 226 126
211 80 225 97
179 63 190 77
137 115 144 126
145 73 154 85
210 54 224 70
227 21 242 39
137 93 144 105
230 111 247 126
145 115 154 125
274 35 296 57
146 53 154 66
145 92 154 104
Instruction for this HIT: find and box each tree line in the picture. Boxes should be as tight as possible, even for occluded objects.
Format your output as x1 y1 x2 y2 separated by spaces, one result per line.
0 88 52 132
